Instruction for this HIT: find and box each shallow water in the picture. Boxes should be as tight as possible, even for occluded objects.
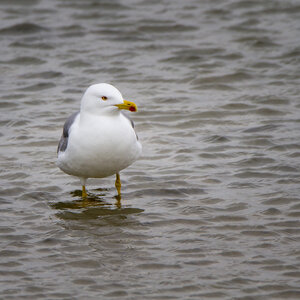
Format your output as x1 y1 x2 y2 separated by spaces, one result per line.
1 0 300 299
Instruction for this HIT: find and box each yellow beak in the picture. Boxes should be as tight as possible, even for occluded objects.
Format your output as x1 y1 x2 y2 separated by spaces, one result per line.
114 100 137 112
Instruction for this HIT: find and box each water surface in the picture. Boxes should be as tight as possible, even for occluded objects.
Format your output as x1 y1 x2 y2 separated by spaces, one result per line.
0 0 300 299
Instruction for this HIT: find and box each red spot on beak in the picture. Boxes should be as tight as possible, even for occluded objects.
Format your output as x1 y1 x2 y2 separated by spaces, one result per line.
129 106 136 112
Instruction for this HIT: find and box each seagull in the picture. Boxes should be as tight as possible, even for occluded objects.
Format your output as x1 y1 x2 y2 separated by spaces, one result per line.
57 83 142 198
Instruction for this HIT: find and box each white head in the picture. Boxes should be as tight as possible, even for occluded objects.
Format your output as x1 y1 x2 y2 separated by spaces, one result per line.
80 83 137 115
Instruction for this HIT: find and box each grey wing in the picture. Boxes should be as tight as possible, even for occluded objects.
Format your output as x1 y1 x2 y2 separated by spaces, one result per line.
121 111 134 128
57 111 79 154
121 111 139 140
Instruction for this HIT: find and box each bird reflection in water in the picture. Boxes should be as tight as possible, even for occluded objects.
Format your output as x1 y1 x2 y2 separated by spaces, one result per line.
50 188 143 221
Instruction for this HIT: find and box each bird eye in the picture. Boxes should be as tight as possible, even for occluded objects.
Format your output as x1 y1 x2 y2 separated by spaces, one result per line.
101 96 108 101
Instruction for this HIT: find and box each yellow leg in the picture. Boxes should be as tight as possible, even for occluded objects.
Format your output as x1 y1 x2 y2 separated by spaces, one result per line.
115 173 121 197
82 185 87 198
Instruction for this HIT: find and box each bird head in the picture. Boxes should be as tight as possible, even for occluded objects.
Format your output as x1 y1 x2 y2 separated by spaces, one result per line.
80 83 137 115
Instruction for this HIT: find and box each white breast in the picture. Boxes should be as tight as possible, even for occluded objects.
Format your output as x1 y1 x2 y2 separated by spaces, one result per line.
57 112 142 178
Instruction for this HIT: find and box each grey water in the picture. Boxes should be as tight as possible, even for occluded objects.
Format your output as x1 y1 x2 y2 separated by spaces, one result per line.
1 0 300 299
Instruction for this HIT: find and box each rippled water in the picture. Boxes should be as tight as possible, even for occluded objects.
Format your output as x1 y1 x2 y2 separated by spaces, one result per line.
1 0 300 299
